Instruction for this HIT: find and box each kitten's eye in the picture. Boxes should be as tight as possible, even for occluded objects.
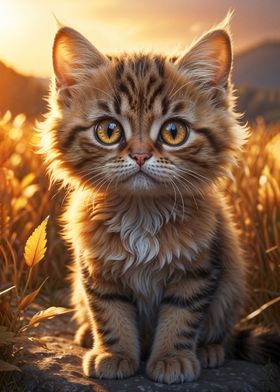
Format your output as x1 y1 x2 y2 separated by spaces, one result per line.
160 120 188 146
95 119 123 145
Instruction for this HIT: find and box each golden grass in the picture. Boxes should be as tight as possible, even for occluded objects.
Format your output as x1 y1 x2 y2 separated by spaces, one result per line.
0 112 67 291
0 112 71 379
0 112 279 363
226 118 280 329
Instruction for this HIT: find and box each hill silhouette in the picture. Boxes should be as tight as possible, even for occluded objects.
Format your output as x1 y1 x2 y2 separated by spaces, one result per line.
0 61 48 119
233 41 280 89
233 41 280 122
1 40 280 122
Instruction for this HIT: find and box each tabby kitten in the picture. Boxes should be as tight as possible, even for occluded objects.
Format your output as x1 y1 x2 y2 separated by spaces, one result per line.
40 21 279 384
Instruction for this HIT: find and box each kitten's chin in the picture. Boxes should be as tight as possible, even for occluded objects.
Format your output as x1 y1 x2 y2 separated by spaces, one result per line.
121 172 158 194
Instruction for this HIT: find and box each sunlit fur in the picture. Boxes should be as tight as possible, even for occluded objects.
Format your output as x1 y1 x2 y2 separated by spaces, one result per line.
39 22 278 385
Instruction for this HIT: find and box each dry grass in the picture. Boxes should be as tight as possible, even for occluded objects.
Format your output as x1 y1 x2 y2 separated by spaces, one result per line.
0 113 279 374
226 118 280 329
0 112 71 384
0 112 68 291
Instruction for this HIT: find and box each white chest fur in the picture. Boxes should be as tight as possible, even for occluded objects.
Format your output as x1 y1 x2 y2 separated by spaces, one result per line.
70 192 210 302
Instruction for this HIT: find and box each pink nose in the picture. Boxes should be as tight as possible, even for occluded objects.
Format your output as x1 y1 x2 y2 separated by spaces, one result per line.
129 152 151 167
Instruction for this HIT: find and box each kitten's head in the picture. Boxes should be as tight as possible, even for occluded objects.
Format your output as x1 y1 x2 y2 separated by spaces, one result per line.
41 21 247 197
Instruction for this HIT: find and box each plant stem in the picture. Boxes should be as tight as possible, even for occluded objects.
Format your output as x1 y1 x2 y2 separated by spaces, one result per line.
11 266 33 333
21 267 33 299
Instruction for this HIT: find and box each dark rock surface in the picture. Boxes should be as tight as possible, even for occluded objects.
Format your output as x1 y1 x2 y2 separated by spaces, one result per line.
10 314 280 392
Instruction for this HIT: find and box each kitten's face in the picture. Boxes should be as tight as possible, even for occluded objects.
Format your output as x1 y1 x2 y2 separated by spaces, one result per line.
43 26 246 197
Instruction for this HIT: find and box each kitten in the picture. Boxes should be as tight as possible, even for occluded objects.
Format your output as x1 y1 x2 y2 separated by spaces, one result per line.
40 21 280 384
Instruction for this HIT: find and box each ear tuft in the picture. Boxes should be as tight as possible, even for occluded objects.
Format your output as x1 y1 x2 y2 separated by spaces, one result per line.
177 28 232 87
53 27 109 87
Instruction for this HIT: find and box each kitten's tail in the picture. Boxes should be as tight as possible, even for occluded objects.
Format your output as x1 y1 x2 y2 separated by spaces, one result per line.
229 325 280 364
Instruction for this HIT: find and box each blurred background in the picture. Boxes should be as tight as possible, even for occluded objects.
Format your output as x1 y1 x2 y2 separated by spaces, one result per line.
1 0 280 122
0 0 279 334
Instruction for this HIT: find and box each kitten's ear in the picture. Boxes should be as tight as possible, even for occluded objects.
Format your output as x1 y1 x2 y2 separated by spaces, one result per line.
177 29 232 88
53 26 109 87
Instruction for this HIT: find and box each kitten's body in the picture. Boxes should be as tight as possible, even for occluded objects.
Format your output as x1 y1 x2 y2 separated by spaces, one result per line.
67 188 245 358
41 22 280 384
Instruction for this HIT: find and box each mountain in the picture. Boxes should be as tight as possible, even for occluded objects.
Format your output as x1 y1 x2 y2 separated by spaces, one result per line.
233 41 280 89
236 86 280 123
0 61 48 119
232 41 280 122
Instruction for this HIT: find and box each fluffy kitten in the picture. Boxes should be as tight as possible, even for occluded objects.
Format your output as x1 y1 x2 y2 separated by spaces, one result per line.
40 21 279 384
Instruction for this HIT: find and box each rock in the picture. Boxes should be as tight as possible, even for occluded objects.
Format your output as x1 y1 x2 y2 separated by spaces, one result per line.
7 314 280 392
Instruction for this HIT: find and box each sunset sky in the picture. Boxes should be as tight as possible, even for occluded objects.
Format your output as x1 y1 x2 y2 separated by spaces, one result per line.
0 0 280 77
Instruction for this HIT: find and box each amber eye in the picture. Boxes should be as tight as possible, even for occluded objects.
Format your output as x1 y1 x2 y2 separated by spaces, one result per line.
95 119 123 145
160 120 188 146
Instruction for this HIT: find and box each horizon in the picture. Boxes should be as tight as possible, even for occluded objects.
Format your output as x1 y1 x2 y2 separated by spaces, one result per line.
0 0 280 78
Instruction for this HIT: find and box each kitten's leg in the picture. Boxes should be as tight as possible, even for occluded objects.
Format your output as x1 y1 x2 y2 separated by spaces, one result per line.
197 344 225 369
75 323 93 348
197 214 246 369
197 263 245 368
81 268 140 379
71 265 93 348
146 269 218 384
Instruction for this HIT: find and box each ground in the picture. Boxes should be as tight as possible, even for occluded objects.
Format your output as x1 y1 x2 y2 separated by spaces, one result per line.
10 314 280 392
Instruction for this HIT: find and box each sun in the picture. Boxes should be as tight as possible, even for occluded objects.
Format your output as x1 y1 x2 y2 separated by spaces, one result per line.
0 0 50 76
0 1 20 34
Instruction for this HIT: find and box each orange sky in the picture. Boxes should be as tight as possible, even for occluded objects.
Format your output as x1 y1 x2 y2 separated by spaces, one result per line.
0 0 280 78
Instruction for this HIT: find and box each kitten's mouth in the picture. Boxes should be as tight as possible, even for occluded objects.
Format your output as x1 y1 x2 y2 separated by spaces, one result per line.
135 170 159 182
121 171 158 189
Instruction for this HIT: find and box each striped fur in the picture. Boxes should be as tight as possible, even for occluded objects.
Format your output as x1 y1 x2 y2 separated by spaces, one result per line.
39 23 278 385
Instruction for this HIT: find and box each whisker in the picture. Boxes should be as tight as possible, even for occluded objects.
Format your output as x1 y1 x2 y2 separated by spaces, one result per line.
168 80 194 100
168 175 185 221
176 167 209 184
91 86 113 101
176 171 205 198
174 174 200 209
87 175 110 195
78 170 108 184
167 176 178 219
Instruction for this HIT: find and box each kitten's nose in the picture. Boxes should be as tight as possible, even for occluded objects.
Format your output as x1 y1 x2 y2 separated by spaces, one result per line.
129 152 151 167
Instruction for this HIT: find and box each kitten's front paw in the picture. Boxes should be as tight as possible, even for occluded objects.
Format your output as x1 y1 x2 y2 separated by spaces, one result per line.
83 350 138 379
197 344 225 369
146 352 201 384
